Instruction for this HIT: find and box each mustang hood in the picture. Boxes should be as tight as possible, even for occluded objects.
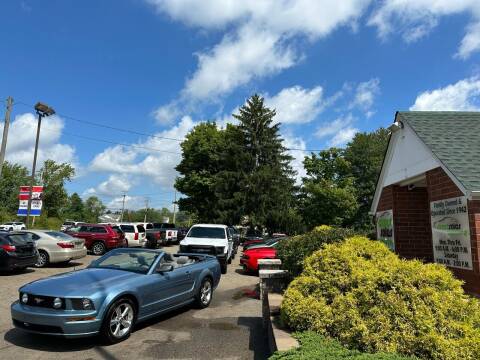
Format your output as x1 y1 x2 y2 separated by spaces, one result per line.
20 268 140 297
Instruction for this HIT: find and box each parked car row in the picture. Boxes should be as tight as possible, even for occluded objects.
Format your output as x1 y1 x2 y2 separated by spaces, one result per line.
0 230 88 271
5 220 282 345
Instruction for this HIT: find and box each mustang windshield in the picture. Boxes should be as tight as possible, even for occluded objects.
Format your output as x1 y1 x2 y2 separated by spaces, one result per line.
90 250 159 274
188 227 226 239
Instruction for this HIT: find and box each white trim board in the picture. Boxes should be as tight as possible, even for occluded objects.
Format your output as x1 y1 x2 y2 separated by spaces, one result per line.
370 121 468 214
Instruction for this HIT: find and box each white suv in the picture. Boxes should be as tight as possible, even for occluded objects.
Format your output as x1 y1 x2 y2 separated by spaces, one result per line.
119 223 147 247
179 224 233 274
0 222 26 231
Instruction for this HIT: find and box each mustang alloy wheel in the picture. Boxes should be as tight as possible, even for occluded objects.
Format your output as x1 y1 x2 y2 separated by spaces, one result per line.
102 298 136 344
196 278 213 309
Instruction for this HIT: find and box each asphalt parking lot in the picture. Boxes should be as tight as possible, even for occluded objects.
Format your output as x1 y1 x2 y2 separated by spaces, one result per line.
0 245 269 360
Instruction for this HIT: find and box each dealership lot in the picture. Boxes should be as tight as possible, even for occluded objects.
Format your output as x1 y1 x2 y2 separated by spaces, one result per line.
0 246 268 360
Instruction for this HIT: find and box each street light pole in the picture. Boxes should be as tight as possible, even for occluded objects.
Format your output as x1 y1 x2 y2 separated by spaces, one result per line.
120 193 126 222
26 102 55 228
173 190 177 224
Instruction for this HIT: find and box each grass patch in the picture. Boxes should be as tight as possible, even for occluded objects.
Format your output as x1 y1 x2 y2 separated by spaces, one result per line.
269 332 415 360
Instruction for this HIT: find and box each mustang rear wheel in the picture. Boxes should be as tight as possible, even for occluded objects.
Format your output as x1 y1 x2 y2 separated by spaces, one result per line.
101 298 136 344
195 278 213 308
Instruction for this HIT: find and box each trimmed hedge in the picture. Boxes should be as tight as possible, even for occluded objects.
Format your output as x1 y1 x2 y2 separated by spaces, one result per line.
276 225 355 277
281 236 480 360
270 332 414 360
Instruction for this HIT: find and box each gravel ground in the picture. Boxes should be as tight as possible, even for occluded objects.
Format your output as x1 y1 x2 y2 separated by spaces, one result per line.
0 245 269 360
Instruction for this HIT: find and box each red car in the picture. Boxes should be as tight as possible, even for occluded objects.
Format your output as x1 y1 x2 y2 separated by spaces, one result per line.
240 244 278 272
66 224 126 255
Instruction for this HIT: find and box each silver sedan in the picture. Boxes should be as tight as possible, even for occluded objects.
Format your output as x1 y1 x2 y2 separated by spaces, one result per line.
25 230 87 267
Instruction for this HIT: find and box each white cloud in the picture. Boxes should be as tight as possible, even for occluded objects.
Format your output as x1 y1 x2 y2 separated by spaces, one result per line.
153 102 181 125
410 77 480 110
0 113 75 169
148 0 371 36
107 195 146 211
369 0 480 58
329 127 358 147
89 116 195 189
315 114 355 138
349 78 380 116
265 85 324 124
150 0 372 108
184 25 297 100
315 114 358 147
83 175 133 197
457 21 480 59
282 133 307 183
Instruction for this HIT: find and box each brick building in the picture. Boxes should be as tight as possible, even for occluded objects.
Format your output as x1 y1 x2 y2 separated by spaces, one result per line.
371 112 480 294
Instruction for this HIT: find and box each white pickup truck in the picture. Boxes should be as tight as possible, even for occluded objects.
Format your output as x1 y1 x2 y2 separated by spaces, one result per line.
179 224 233 274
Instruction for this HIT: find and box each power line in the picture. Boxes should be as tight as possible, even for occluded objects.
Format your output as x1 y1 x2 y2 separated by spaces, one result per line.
38 126 181 155
13 100 325 153
14 101 183 142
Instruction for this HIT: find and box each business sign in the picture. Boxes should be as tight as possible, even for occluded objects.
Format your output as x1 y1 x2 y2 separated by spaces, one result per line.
376 209 395 251
17 186 43 217
431 196 472 270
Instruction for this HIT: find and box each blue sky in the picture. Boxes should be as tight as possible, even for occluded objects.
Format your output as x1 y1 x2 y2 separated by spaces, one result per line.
1 0 480 211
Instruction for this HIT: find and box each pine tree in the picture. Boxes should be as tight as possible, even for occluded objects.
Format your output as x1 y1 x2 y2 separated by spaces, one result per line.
233 94 296 233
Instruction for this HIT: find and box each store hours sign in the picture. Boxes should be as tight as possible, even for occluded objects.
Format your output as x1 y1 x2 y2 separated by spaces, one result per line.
431 196 472 270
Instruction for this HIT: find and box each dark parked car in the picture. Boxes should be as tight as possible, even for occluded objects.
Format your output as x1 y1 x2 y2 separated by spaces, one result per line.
228 227 240 258
242 236 265 248
177 227 189 241
243 236 288 251
66 224 127 255
146 223 179 248
0 231 38 272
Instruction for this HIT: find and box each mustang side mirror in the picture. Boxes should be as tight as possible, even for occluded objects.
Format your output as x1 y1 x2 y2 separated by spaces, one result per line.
157 264 174 273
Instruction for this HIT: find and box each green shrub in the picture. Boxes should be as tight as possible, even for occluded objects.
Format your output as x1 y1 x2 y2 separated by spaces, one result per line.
270 332 415 359
276 226 355 277
281 236 480 360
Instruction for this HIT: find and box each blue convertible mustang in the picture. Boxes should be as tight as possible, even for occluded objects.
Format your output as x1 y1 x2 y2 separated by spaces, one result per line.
11 248 221 343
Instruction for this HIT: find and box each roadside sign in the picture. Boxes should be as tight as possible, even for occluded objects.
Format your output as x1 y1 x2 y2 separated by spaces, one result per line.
17 186 43 216
376 209 395 251
430 196 472 270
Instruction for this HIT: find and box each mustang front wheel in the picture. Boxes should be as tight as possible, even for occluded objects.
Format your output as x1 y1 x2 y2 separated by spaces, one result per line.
102 298 136 344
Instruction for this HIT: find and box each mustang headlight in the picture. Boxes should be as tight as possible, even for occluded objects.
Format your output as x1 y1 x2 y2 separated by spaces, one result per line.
53 297 62 309
21 293 28 304
71 298 95 310
82 298 94 310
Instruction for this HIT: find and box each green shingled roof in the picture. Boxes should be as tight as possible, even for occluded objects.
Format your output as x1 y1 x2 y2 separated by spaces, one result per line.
396 111 480 192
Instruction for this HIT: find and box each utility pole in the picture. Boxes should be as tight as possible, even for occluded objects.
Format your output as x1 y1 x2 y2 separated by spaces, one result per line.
172 190 177 224
0 97 13 179
144 197 149 223
27 102 55 229
120 193 126 222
